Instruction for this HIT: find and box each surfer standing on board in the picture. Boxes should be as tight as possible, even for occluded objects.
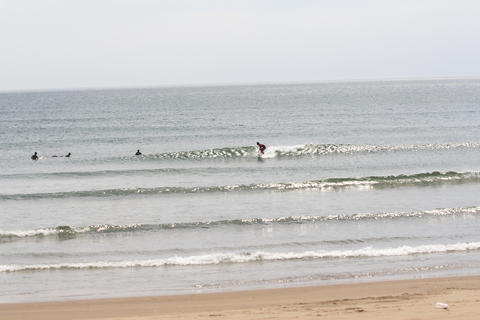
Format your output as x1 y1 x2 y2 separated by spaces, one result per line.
256 142 266 155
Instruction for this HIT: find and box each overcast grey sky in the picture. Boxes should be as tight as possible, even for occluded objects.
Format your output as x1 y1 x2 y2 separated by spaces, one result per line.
1 0 479 91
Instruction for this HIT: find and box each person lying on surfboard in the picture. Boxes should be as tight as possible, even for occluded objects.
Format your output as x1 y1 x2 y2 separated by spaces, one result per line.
52 152 71 158
256 142 266 154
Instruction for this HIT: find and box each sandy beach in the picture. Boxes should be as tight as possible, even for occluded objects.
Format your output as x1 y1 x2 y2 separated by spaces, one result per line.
2 0 480 318
1 275 479 320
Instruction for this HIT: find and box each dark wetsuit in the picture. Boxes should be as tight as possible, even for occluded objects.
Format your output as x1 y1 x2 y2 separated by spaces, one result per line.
258 144 266 154
31 153 38 160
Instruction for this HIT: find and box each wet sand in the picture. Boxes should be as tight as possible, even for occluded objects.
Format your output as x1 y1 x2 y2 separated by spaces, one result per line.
1 276 480 319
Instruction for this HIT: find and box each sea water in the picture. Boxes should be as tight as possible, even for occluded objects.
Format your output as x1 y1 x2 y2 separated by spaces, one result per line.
1 80 480 302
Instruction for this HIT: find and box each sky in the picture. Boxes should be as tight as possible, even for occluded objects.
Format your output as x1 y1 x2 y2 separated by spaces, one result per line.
1 0 479 91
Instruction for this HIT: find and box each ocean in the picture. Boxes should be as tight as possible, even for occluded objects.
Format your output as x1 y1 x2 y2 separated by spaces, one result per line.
1 79 480 303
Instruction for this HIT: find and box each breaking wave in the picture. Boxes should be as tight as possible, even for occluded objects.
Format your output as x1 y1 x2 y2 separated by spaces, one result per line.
143 142 480 160
2 241 480 272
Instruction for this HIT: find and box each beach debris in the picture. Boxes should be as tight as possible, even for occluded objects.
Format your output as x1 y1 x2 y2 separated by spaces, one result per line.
435 302 449 309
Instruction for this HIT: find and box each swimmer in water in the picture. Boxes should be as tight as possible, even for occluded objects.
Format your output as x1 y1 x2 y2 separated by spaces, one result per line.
31 152 39 160
52 152 71 158
135 149 142 156
256 142 266 155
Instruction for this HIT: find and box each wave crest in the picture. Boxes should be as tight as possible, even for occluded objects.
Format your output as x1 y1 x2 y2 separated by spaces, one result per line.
2 242 480 272
143 142 480 160
2 206 478 241
2 171 479 200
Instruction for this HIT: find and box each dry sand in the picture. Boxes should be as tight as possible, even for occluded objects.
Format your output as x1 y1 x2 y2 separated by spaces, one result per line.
1 275 480 319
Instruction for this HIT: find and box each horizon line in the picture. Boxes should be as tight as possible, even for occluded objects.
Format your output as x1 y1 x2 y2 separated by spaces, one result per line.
1 75 479 94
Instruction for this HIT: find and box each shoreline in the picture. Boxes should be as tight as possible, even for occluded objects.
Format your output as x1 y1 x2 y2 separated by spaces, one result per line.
1 275 480 319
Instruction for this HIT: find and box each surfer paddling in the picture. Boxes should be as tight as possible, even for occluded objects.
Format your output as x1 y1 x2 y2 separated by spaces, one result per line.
256 142 266 155
135 149 142 156
52 152 71 158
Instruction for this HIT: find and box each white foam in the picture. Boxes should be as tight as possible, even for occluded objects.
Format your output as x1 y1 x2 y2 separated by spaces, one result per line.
2 242 480 272
260 144 306 158
0 228 59 238
0 226 91 238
